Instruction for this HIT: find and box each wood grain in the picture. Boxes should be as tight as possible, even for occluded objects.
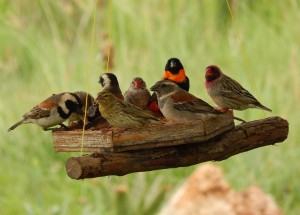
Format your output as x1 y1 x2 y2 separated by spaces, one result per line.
53 113 234 152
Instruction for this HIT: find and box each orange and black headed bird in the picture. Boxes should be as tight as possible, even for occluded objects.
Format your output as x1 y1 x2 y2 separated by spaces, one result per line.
149 58 190 113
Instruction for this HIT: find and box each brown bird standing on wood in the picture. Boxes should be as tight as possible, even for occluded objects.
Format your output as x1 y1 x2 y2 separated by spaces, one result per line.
150 80 221 122
124 77 151 110
205 65 271 112
95 91 160 128
8 92 83 131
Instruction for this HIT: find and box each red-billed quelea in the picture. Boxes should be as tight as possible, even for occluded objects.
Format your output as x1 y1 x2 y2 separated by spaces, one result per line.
8 92 83 131
124 77 151 110
150 80 221 122
205 65 271 112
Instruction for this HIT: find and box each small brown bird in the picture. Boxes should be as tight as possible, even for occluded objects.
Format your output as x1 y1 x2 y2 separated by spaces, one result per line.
149 58 190 113
150 80 221 122
205 65 271 112
8 92 83 131
95 91 160 128
124 77 151 110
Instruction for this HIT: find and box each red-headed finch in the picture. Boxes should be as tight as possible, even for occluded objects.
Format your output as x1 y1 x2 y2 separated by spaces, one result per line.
150 80 221 122
149 58 190 113
8 92 83 131
205 65 271 112
95 91 160 128
124 77 151 110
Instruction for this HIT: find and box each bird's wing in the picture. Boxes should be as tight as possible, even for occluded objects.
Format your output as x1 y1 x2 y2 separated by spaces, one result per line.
25 105 51 119
172 92 220 114
121 100 159 121
219 75 260 103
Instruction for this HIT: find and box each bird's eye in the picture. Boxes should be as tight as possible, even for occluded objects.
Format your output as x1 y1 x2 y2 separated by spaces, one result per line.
161 84 166 88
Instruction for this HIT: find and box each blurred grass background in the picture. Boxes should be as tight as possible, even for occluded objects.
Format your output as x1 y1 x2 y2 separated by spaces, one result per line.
0 0 299 214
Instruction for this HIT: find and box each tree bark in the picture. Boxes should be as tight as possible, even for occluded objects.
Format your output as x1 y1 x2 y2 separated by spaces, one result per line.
65 117 288 179
53 113 234 153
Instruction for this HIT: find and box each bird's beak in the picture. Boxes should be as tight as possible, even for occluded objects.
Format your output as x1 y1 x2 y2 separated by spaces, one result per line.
150 84 158 92
205 68 213 76
170 60 176 68
134 80 142 89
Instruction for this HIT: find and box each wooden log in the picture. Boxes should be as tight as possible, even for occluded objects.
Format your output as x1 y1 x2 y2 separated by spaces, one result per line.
53 113 234 153
65 116 288 179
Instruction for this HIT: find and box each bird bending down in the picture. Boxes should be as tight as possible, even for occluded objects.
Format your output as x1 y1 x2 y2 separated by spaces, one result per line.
8 92 83 131
95 91 160 128
150 80 222 122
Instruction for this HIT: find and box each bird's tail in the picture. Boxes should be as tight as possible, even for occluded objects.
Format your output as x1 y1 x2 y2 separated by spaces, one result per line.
256 103 272 112
7 119 26 132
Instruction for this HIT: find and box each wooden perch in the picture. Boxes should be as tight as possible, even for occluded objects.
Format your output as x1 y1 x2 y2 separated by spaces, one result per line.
65 116 288 179
53 113 234 153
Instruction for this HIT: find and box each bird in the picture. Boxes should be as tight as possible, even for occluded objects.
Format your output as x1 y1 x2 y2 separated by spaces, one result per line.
99 72 124 100
149 58 190 113
95 91 160 128
86 73 124 129
124 77 151 110
205 65 272 112
68 91 95 129
150 80 221 122
8 92 83 131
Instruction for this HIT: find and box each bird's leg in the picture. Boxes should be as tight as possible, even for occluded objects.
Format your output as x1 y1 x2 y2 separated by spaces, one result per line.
217 108 247 123
233 116 246 123
43 124 70 131
59 124 71 130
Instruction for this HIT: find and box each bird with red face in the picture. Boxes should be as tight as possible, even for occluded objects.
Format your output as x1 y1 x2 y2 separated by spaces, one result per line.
149 58 190 113
150 80 221 122
124 77 151 110
205 65 271 112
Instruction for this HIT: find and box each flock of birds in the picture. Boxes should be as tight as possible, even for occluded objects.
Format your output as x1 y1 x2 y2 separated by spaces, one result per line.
8 58 271 132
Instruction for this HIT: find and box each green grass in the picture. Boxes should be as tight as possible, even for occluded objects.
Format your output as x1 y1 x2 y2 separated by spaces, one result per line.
0 0 299 214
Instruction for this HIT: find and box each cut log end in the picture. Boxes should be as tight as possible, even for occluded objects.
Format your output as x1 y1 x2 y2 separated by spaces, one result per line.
66 158 83 179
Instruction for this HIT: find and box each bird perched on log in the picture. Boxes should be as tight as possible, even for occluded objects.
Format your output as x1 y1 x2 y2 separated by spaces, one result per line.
205 65 272 112
150 80 221 122
98 73 124 100
8 92 83 131
86 73 124 129
149 58 190 114
68 91 95 129
95 91 160 128
124 77 151 110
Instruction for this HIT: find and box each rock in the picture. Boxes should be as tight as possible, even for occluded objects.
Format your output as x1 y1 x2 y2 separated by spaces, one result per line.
159 164 282 215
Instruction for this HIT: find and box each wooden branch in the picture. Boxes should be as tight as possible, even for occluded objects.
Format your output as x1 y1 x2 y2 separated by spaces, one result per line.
53 113 234 153
65 116 288 179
